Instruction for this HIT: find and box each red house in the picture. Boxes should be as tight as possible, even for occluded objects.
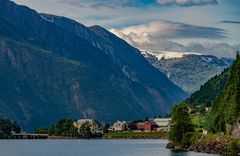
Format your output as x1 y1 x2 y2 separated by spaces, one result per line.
144 121 158 132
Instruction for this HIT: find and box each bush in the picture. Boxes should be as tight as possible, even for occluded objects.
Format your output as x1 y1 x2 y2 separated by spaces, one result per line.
79 122 92 139
35 127 49 134
182 132 200 149
0 131 8 139
103 123 110 134
48 119 78 137
228 140 240 155
0 119 21 139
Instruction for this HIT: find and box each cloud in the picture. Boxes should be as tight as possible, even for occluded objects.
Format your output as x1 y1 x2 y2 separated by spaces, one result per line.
110 20 240 58
221 20 240 24
57 0 217 9
110 20 226 50
58 0 146 9
156 0 218 7
90 0 144 9
186 42 240 58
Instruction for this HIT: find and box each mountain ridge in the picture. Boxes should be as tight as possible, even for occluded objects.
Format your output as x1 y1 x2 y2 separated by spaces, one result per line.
0 0 188 131
142 51 233 93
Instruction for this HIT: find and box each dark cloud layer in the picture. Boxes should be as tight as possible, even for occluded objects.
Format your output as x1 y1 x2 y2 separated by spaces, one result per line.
156 0 218 7
59 0 218 9
221 20 240 24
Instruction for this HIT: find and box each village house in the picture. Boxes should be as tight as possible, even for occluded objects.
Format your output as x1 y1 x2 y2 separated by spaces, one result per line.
143 121 158 132
136 122 145 131
154 118 171 132
73 119 100 133
108 121 127 132
108 118 172 133
126 121 136 131
134 118 171 132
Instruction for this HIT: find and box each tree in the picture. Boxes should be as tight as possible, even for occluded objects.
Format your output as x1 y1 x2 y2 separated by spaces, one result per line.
0 119 21 139
103 123 110 133
79 122 92 139
35 127 49 134
48 118 78 137
169 104 194 148
12 121 21 133
207 51 240 133
144 117 149 122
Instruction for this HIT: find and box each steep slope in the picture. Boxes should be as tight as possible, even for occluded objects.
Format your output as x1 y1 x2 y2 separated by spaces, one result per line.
143 52 233 93
181 52 239 137
208 53 240 136
0 0 188 130
184 68 230 112
40 14 188 103
0 37 153 131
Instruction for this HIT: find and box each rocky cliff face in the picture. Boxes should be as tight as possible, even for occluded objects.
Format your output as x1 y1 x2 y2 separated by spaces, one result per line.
143 52 233 93
0 0 188 131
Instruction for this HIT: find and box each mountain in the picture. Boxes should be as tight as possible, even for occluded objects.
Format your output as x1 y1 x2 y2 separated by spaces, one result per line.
182 53 239 137
184 68 230 112
208 53 240 137
40 14 184 97
0 0 188 131
142 51 233 93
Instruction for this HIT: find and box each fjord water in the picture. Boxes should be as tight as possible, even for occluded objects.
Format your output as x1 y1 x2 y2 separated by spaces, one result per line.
0 139 218 156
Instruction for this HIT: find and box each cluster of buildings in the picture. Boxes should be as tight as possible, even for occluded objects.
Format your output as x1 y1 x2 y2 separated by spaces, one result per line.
73 118 171 133
108 118 171 132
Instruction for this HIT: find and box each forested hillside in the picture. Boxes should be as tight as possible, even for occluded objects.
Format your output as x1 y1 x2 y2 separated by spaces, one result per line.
208 53 240 136
184 68 230 112
183 52 240 137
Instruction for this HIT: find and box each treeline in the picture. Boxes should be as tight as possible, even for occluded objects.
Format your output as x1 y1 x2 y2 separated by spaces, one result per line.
184 67 230 113
0 118 21 139
208 52 240 133
36 119 102 139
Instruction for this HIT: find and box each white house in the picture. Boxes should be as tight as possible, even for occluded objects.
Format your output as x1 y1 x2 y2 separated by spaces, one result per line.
153 118 171 132
108 121 127 132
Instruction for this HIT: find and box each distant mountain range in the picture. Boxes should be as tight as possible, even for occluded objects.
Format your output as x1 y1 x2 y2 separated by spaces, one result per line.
142 51 233 93
0 0 188 131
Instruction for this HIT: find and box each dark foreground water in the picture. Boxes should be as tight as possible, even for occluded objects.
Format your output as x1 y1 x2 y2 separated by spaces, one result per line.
0 139 218 156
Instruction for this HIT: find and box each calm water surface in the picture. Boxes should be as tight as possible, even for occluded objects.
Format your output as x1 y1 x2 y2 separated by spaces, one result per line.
0 139 218 156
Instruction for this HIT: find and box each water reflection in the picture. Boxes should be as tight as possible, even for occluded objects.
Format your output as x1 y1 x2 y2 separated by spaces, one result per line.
171 151 189 156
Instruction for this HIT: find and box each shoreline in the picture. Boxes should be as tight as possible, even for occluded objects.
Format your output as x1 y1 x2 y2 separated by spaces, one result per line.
166 134 240 155
2 136 168 140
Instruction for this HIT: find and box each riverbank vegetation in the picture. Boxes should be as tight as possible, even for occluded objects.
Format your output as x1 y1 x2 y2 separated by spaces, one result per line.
36 119 102 139
0 118 21 139
168 104 240 155
103 131 168 139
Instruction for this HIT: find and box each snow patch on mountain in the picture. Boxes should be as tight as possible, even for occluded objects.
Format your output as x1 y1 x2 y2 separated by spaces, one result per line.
201 56 213 63
141 50 202 60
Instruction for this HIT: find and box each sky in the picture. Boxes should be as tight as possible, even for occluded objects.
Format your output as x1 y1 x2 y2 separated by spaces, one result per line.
13 0 240 58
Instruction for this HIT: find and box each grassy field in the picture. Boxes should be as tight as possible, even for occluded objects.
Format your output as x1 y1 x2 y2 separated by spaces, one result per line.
103 131 168 139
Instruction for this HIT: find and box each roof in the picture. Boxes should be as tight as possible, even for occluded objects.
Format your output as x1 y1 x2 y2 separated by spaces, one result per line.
153 118 171 127
76 119 94 124
145 121 158 126
136 122 145 126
